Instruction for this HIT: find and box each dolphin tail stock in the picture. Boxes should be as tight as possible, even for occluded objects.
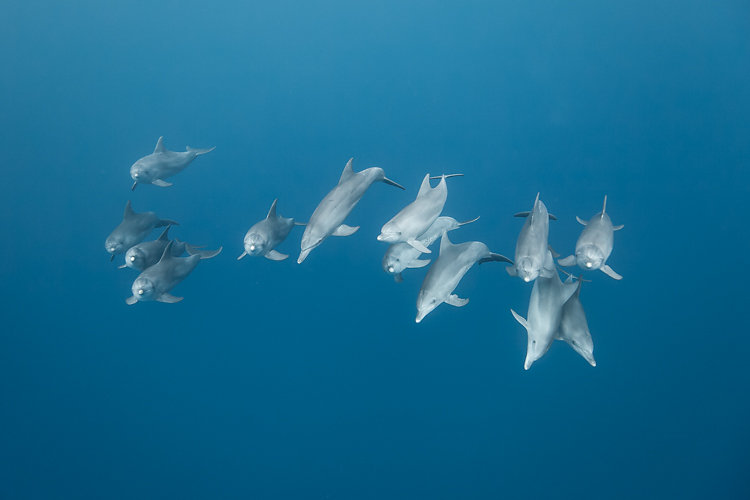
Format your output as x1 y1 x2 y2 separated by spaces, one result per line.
186 244 223 260
428 173 464 180
458 216 480 226
382 176 405 190
186 145 216 156
479 252 513 265
558 255 576 267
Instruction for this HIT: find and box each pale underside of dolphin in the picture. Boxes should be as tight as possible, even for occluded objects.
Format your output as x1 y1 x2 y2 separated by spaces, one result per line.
126 241 203 305
238 199 305 261
506 192 557 283
105 200 178 261
130 136 215 190
297 158 404 264
557 276 597 367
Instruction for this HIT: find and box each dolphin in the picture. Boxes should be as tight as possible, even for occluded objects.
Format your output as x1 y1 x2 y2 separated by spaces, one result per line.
121 226 222 271
507 193 557 283
126 241 207 304
130 136 215 190
105 201 178 261
415 231 511 323
238 199 304 261
298 158 404 264
377 173 462 253
382 215 479 282
558 195 624 279
509 250 573 370
557 277 596 367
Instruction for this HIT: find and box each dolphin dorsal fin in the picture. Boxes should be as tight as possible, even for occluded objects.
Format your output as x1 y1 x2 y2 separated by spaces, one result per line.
158 241 174 264
157 226 170 241
531 192 540 223
417 173 432 198
267 199 278 218
154 136 166 153
339 158 355 184
601 195 608 219
123 200 135 219
439 230 453 254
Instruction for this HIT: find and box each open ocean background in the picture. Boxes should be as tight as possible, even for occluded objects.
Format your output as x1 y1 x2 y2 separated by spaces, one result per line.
1 1 748 498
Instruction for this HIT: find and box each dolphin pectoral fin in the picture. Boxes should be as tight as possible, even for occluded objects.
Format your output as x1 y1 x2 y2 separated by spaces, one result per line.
406 259 430 269
539 267 555 278
110 254 115 262
576 216 587 226
548 245 560 259
548 213 558 221
152 179 173 188
157 219 179 227
131 181 137 191
558 255 576 266
265 250 288 261
505 266 517 276
513 211 530 218
382 177 405 190
118 264 127 269
446 294 469 307
125 296 138 305
394 273 404 283
237 251 247 260
187 244 222 259
294 221 307 226
407 239 431 253
157 293 184 303
479 253 513 265
510 309 528 329
332 224 359 236
613 224 625 231
600 264 622 280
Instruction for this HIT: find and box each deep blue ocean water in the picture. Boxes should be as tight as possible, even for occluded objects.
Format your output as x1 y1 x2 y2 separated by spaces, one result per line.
1 1 748 498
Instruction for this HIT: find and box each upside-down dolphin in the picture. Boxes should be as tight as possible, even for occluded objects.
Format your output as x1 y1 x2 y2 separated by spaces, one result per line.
298 158 404 264
130 136 215 190
415 231 511 323
382 215 479 282
126 241 211 304
507 193 557 283
558 276 596 367
377 173 462 253
121 226 222 271
105 201 177 261
558 195 623 280
238 199 304 261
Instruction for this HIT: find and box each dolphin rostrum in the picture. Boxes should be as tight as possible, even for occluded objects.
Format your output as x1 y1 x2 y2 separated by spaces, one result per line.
126 241 209 304
558 195 623 280
130 136 215 190
507 193 557 283
121 226 222 271
415 231 511 323
383 215 479 282
557 276 596 367
105 201 178 261
298 158 404 264
238 199 304 261
377 173 462 253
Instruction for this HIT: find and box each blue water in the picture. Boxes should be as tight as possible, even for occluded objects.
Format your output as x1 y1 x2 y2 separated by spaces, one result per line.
1 1 748 498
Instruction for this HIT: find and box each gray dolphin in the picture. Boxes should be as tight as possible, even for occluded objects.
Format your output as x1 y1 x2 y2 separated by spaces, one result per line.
130 136 215 190
510 250 575 369
558 195 624 280
297 158 404 264
557 276 596 367
105 201 178 261
377 173 462 253
507 193 557 283
126 241 209 304
121 226 222 271
383 215 479 282
415 231 511 323
238 199 304 261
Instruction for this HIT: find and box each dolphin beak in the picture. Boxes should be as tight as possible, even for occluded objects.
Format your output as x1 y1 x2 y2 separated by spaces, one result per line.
250 245 255 251
297 248 311 264
376 234 384 241
415 311 425 323
524 276 530 282
388 266 394 273
130 256 135 261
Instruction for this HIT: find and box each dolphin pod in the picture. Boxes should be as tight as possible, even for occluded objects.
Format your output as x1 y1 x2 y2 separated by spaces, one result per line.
108 141 624 370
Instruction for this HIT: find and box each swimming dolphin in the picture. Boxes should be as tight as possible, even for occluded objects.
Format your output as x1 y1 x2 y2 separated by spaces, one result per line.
105 201 178 261
509 250 572 369
121 226 222 271
557 276 596 367
558 195 624 279
383 215 479 282
507 193 557 283
377 173 462 253
298 158 404 264
130 136 215 190
126 241 207 304
238 199 304 261
415 231 511 323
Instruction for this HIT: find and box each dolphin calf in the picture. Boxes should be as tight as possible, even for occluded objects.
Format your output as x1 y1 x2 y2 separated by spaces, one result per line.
415 231 511 323
507 193 557 283
383 215 479 282
509 250 574 369
377 173 462 253
558 195 624 280
126 241 212 304
105 201 178 261
298 158 404 264
121 226 222 271
557 277 596 367
130 136 215 190
238 199 304 261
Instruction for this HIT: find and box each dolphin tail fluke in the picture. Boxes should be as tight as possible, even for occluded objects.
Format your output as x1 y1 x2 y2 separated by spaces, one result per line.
187 145 215 156
458 216 480 226
600 264 622 280
429 173 464 180
186 244 222 260
157 219 179 227
479 253 513 265
382 177 405 190
558 255 576 267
